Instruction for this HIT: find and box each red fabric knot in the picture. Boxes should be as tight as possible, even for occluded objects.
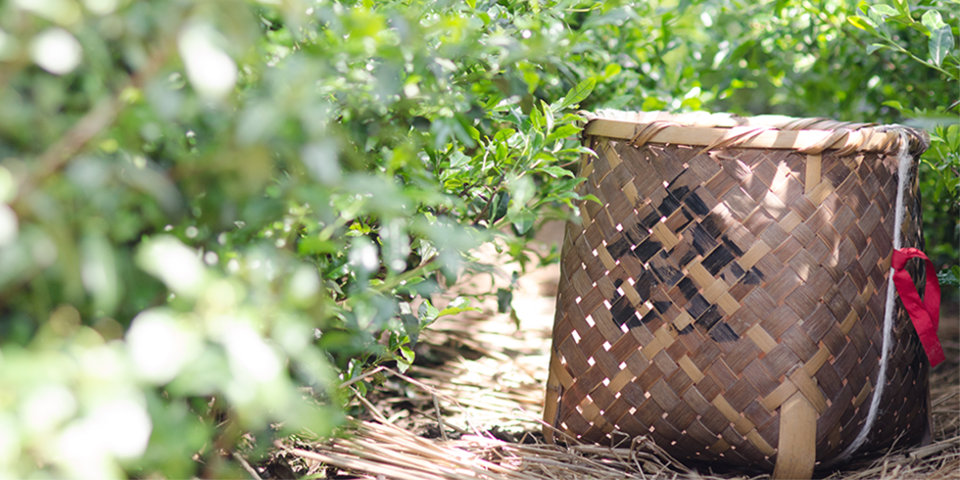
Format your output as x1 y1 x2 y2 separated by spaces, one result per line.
892 248 945 367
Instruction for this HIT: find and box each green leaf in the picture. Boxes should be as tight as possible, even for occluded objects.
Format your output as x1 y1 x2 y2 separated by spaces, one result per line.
508 175 535 208
559 78 596 110
866 43 888 55
466 124 481 144
496 287 513 314
489 191 510 224
418 300 440 326
581 194 602 205
523 70 540 94
892 0 910 16
869 5 897 17
438 297 480 317
882 100 904 111
938 265 960 288
542 100 555 133
494 128 516 143
395 354 412 373
603 63 622 79
929 26 953 66
511 209 536 235
449 150 470 168
847 16 878 35
536 166 574 178
546 123 581 143
922 10 947 33
399 345 415 364
530 102 545 131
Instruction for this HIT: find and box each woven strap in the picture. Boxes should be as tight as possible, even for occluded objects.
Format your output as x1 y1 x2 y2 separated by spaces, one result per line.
772 392 816 479
892 248 944 366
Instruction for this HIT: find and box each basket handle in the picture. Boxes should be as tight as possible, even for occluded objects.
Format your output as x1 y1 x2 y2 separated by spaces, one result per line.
892 248 944 367
772 391 816 479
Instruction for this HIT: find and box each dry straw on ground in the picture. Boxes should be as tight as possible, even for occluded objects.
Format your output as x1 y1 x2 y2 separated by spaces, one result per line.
271 231 959 480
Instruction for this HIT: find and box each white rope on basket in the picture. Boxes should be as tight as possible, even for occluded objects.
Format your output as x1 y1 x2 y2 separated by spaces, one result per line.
834 130 913 463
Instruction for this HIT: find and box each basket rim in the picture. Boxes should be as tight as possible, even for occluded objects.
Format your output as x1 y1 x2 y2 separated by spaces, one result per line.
582 110 930 155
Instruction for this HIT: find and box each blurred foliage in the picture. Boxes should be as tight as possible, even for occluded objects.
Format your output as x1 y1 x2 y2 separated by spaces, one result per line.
842 0 959 270
0 0 955 478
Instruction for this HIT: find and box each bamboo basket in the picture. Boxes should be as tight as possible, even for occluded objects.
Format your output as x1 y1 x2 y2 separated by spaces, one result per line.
542 111 932 478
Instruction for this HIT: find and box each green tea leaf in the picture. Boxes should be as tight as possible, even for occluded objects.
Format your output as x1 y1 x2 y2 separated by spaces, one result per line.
536 166 574 178
511 208 536 235
509 175 535 208
922 10 947 32
929 26 953 66
882 100 904 111
546 124 581 143
438 297 480 317
869 5 897 17
489 191 510 224
449 150 471 168
418 300 440 326
603 63 622 79
494 128 516 143
848 16 877 35
399 345 415 364
938 265 960 288
892 0 910 16
559 78 596 110
496 287 513 314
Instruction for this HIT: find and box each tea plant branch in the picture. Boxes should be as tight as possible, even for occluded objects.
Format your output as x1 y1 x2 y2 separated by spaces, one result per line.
232 452 263 480
13 43 172 206
882 40 957 79
338 365 386 389
362 256 440 297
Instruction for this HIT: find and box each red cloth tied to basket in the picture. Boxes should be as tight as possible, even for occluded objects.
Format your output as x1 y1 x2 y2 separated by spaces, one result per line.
893 248 944 366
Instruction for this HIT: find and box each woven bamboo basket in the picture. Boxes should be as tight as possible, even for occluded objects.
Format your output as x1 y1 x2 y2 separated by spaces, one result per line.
542 111 933 478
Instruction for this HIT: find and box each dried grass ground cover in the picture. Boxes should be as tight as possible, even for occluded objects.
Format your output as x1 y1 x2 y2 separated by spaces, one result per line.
267 227 959 480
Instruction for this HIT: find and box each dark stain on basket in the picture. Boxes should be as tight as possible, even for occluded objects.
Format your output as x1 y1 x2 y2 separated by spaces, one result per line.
674 243 699 267
657 193 682 217
632 238 661 263
744 267 764 283
670 184 691 200
623 221 648 245
653 301 672 314
676 277 698 301
695 305 723 331
708 322 740 342
686 294 710 319
650 253 683 285
720 261 746 284
684 191 711 216
640 309 662 328
699 211 726 238
720 234 746 257
702 245 735 275
634 269 657 299
610 295 635 326
639 205 661 229
689 223 718 255
606 236 631 259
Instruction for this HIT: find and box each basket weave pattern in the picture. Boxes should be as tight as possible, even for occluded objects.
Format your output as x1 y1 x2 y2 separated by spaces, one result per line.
544 113 930 470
